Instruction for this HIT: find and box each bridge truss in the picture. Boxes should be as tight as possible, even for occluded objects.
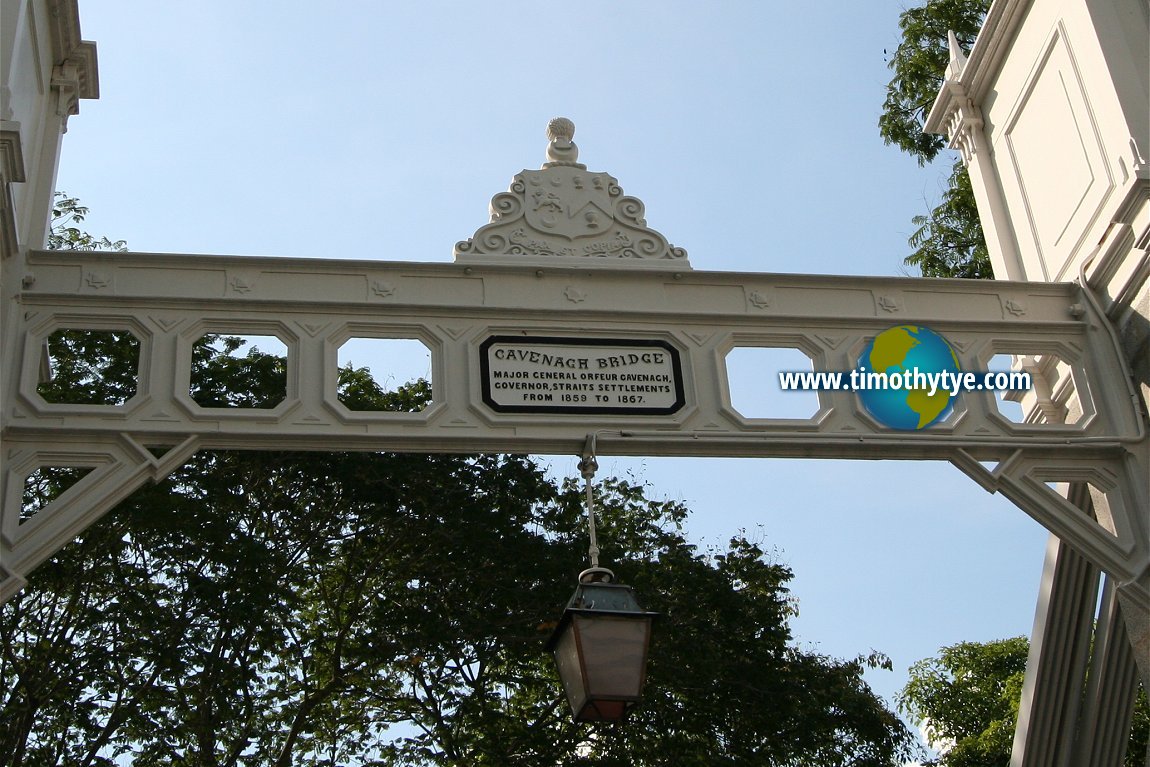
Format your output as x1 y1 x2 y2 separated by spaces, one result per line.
3 250 1146 614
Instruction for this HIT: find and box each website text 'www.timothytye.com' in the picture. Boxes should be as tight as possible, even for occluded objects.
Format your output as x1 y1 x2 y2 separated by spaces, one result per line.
778 368 1033 398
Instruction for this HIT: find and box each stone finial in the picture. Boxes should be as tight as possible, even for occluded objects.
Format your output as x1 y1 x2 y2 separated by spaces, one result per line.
945 30 968 80
544 117 582 168
547 117 575 143
454 119 689 268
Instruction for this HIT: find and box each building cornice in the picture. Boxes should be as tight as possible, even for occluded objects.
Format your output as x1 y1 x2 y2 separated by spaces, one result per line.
47 0 99 113
925 0 1033 138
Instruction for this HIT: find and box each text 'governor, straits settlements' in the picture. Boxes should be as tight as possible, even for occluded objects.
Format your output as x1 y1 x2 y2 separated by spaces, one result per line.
480 337 685 415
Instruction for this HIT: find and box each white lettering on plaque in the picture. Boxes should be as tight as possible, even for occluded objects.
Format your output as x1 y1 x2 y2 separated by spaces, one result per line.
480 336 685 415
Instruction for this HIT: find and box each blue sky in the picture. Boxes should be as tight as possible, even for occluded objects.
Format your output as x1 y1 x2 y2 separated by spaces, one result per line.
55 1 1049 752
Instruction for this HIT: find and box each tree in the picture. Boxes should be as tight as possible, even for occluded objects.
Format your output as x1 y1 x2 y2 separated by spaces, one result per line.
45 193 126 252
2 382 919 766
899 637 1149 767
904 162 992 279
899 637 1027 766
880 0 993 278
1 202 919 764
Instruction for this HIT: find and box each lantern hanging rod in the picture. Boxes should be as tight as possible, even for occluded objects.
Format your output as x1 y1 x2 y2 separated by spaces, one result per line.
579 433 599 568
578 433 608 579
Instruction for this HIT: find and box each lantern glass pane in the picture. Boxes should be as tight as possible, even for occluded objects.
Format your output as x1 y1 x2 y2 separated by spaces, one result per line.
573 614 651 698
552 622 587 712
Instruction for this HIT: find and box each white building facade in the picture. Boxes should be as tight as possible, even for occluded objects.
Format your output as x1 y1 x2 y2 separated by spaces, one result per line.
928 0 1148 762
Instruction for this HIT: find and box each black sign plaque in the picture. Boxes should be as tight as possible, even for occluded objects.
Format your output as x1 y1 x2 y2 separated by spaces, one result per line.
480 336 685 415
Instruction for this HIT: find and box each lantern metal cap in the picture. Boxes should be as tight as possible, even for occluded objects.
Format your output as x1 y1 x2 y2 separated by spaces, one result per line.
545 574 659 651
579 566 614 584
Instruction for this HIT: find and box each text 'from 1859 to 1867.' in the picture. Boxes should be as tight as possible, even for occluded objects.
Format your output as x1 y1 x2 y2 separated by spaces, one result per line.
479 336 685 415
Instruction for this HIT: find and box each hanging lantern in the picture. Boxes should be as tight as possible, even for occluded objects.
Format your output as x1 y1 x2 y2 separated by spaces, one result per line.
547 437 658 722
546 567 658 723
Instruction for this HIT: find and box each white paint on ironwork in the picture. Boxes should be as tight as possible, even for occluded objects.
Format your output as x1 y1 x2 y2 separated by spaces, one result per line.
455 119 689 269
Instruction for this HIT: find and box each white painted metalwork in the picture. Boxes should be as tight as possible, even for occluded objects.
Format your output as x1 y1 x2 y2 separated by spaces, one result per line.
1 1 1147 762
3 247 1146 608
455 117 689 269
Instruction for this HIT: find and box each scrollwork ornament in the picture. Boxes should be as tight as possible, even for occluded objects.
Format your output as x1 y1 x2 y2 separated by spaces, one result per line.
477 231 512 253
614 196 648 227
453 118 689 266
637 237 663 257
488 192 522 221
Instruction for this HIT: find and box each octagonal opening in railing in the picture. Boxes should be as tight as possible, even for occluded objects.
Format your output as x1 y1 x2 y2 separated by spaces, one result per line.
191 334 288 409
37 329 141 406
725 346 820 420
337 337 432 412
986 352 1085 426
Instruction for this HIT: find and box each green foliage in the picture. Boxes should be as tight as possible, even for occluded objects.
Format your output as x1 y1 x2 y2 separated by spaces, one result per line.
37 330 141 405
880 0 992 279
190 335 288 409
338 363 430 412
2 398 917 764
47 194 126 252
899 637 1027 767
39 198 139 403
905 160 993 279
2 413 918 764
900 637 1149 767
879 0 990 164
21 467 94 521
1130 686 1150 767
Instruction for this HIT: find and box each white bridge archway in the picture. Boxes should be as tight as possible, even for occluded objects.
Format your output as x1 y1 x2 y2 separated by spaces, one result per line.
2 2 1147 763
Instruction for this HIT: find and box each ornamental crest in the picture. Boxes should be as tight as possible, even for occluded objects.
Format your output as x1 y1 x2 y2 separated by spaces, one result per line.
520 168 615 241
455 118 689 268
